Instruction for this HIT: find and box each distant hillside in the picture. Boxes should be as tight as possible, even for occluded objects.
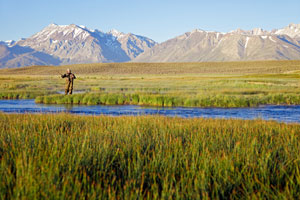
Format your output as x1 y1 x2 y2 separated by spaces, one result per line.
134 23 300 62
1 60 300 76
0 43 60 68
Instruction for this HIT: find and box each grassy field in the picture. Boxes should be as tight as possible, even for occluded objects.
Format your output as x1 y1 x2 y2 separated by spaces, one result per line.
1 61 300 199
1 61 300 75
1 113 300 199
1 60 300 107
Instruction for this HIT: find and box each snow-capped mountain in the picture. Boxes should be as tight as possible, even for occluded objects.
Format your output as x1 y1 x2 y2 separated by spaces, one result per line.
134 23 300 62
274 23 300 41
0 23 156 68
16 23 157 64
1 23 300 68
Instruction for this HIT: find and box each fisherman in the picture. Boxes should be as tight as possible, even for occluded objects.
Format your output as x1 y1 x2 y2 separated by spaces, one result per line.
61 68 76 95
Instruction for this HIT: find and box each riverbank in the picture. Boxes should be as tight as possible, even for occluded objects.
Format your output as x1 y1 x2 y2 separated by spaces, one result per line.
1 113 300 199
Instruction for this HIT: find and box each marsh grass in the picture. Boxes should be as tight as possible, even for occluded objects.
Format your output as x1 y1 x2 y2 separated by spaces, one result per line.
0 91 45 99
1 113 300 199
35 92 300 107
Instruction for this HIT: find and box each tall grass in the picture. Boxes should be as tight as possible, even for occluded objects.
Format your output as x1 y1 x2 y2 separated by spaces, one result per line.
1 113 300 199
36 92 300 107
0 91 45 99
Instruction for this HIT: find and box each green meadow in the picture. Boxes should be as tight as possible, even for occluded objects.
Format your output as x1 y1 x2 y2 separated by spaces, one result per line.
1 113 300 199
1 61 300 107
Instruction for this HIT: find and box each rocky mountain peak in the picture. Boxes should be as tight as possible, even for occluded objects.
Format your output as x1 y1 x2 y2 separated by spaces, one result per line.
274 23 300 38
108 29 127 38
0 23 157 68
230 27 268 36
251 28 267 35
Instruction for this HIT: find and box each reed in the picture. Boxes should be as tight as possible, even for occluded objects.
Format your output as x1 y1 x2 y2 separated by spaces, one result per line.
1 113 300 199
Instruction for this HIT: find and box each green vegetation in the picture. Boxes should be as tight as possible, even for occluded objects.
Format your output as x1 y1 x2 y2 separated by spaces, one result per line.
2 61 300 199
1 61 300 107
36 92 300 107
0 76 55 99
1 113 300 199
0 91 46 99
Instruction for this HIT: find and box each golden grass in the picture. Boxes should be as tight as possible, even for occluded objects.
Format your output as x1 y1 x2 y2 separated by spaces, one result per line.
1 60 300 76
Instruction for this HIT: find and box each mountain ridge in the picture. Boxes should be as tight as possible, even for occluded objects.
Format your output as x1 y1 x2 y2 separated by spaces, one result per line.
0 23 156 68
134 23 300 62
1 23 300 68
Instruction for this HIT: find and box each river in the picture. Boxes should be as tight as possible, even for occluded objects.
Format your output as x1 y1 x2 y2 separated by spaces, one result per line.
0 99 299 123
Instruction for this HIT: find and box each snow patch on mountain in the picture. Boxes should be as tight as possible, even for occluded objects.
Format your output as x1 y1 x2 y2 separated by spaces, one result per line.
245 37 250 48
108 29 126 38
5 40 15 47
269 36 277 43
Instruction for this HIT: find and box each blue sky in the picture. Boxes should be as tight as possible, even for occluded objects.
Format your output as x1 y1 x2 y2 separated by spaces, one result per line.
0 0 299 42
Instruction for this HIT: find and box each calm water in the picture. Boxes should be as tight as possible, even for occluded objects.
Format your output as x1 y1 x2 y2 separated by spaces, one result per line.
0 99 300 123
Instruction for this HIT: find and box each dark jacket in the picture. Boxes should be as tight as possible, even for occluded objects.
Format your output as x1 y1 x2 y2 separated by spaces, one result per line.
61 73 76 82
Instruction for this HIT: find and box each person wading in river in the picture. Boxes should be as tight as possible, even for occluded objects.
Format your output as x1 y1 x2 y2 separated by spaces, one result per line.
61 69 76 95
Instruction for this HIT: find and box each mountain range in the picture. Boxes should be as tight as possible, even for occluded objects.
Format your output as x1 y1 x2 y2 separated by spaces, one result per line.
0 24 156 68
1 23 300 68
135 23 300 62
